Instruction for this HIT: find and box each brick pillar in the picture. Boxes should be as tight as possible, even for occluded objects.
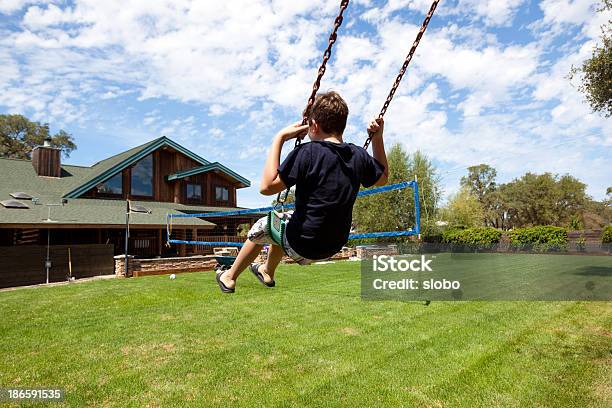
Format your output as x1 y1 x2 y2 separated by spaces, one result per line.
114 255 137 277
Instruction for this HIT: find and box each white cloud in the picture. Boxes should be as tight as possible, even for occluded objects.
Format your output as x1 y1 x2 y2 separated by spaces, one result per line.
0 0 610 203
540 0 597 26
535 0 609 41
0 49 20 89
239 145 268 160
2 0 342 122
0 0 47 14
365 0 527 27
456 0 526 26
209 127 224 140
22 4 73 28
332 18 540 117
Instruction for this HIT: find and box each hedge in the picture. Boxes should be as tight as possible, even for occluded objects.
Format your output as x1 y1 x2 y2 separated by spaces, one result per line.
508 226 568 252
441 227 502 246
602 225 612 244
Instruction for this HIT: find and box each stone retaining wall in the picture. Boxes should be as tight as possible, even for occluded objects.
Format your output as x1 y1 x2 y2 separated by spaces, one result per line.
355 244 399 259
114 246 379 279
114 255 217 277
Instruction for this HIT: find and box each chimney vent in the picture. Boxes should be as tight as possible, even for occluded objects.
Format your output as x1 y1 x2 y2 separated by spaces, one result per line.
32 141 61 178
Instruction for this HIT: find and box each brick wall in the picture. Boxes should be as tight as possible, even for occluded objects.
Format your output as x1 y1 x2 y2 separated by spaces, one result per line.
355 244 399 259
114 255 217 277
114 245 377 279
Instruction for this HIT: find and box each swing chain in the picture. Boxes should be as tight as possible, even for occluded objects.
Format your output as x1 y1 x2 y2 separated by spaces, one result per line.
297 0 350 148
278 0 350 205
363 0 440 151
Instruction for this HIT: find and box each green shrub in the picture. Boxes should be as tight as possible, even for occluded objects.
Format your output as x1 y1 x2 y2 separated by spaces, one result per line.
576 236 586 252
442 227 502 246
508 226 568 252
602 225 612 244
421 223 444 244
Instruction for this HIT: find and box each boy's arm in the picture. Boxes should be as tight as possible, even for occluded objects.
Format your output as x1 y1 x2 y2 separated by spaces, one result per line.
368 118 389 186
260 123 309 196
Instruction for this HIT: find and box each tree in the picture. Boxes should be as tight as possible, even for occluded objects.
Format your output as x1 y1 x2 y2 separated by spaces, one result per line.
409 150 442 224
460 164 500 227
571 1 612 117
441 187 485 228
499 173 588 228
352 144 441 235
460 164 497 202
271 188 295 206
0 114 76 159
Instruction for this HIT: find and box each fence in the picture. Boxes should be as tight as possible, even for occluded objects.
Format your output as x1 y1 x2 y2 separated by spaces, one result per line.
0 244 115 289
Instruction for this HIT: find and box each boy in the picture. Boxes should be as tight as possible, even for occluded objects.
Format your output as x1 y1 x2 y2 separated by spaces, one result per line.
216 91 388 293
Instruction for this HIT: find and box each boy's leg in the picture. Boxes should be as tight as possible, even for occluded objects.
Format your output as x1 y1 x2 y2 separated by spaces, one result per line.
220 239 263 289
259 244 284 283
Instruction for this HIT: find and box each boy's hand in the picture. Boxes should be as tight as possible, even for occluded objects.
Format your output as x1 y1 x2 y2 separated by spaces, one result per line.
277 122 309 142
367 117 384 138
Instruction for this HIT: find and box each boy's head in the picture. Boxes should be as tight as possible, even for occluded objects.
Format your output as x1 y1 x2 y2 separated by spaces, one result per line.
305 91 349 139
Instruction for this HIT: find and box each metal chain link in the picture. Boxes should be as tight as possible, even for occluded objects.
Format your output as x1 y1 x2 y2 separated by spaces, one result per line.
364 0 440 150
277 0 350 205
298 0 350 147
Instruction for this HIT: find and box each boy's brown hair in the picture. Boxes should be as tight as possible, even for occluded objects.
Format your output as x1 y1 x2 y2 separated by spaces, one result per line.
306 91 349 136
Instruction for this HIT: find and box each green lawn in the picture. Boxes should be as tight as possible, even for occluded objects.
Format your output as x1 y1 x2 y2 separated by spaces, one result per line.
0 261 610 407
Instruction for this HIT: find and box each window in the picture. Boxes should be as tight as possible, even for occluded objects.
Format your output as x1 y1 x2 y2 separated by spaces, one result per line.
96 173 123 195
215 186 229 202
131 154 153 197
10 192 32 200
0 200 28 209
186 183 202 201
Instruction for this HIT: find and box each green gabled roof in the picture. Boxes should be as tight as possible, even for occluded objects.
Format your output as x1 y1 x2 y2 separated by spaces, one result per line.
64 136 212 198
167 162 251 187
0 197 247 228
0 157 93 201
0 159 248 227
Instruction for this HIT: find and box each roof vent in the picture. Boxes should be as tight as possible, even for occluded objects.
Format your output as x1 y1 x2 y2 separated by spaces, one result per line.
0 200 29 209
9 192 33 200
43 137 52 147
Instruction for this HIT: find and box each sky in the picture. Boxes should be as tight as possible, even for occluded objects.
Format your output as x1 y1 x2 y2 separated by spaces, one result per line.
0 0 610 208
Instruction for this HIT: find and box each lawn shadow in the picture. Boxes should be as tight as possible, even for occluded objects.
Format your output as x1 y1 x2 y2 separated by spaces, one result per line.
573 266 612 277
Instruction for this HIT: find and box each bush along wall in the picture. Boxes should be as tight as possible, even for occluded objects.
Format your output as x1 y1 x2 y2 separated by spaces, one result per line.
441 227 503 251
602 226 612 253
508 226 568 252
602 225 612 244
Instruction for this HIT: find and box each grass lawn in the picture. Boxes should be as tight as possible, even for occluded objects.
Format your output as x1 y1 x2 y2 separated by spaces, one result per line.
0 260 610 407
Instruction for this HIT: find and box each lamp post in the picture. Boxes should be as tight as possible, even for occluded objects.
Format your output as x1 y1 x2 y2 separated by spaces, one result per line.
43 199 68 284
124 200 151 277
125 200 129 278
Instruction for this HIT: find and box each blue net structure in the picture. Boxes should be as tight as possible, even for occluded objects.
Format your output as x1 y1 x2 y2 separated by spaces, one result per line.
166 180 421 251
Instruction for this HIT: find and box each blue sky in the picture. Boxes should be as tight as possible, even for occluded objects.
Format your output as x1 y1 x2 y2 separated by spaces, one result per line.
0 0 610 207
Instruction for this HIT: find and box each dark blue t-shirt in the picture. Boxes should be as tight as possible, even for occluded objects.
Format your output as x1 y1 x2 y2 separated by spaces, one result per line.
278 141 385 260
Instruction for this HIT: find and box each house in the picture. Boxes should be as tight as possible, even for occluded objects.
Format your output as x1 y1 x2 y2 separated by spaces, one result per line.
0 136 257 259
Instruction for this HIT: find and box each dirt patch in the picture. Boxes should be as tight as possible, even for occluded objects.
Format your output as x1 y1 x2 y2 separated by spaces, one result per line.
121 343 176 356
340 327 360 336
161 343 175 352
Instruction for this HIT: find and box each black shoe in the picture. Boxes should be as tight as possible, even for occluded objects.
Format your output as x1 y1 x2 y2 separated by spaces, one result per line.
250 263 275 287
215 270 235 294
